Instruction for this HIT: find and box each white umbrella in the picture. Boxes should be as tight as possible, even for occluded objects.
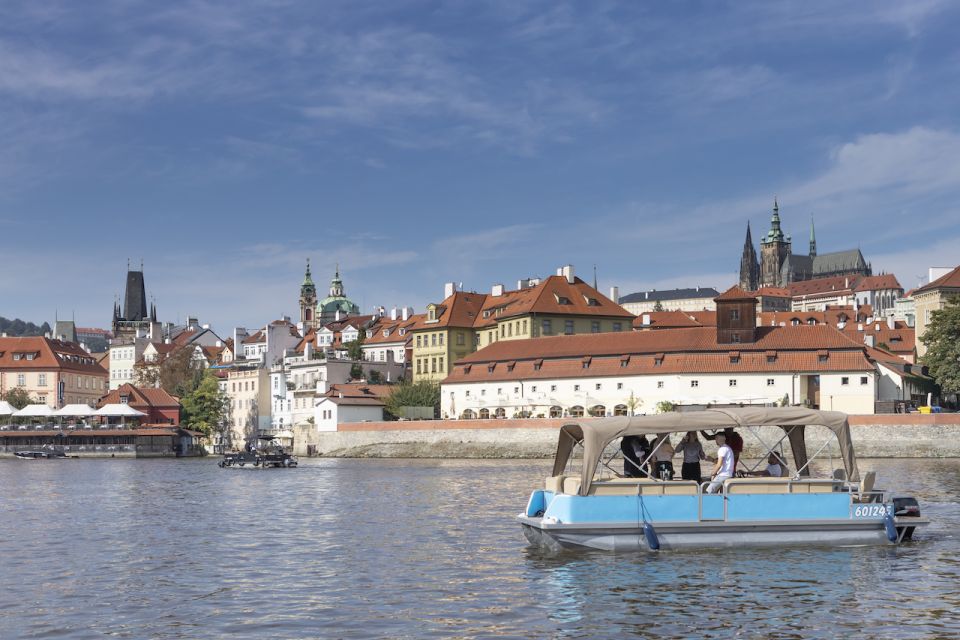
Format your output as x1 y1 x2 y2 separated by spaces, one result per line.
93 404 147 417
13 404 55 417
55 404 97 417
0 401 15 416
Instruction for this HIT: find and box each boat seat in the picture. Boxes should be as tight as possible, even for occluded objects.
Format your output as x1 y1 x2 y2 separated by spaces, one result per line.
723 479 838 494
587 479 699 496
544 475 566 494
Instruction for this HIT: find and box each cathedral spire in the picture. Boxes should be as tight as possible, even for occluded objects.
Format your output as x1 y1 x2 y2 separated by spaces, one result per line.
739 221 760 291
809 215 817 257
303 258 314 287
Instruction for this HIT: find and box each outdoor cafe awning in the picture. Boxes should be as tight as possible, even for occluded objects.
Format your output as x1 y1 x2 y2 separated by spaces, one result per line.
13 404 55 418
94 404 147 418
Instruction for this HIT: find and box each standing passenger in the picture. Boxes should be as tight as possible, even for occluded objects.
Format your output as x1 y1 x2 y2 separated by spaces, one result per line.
674 431 706 482
650 434 675 480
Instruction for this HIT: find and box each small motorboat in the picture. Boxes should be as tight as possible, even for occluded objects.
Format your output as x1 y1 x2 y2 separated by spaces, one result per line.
518 407 928 551
219 434 298 468
15 450 67 459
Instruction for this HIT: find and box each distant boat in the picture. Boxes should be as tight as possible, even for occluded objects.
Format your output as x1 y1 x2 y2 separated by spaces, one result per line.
219 435 298 469
15 450 67 459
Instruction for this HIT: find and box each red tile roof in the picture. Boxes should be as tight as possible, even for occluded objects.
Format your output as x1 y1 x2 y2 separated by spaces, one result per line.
853 274 902 292
914 265 960 294
0 337 107 375
715 285 757 301
632 310 703 329
98 383 180 408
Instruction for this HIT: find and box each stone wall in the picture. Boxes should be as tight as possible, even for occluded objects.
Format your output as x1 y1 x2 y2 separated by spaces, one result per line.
298 415 960 459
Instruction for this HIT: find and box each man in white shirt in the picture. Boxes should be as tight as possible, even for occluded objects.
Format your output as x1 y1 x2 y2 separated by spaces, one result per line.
707 433 735 493
743 452 786 478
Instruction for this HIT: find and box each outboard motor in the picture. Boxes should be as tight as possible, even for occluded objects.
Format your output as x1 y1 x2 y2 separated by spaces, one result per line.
892 496 921 541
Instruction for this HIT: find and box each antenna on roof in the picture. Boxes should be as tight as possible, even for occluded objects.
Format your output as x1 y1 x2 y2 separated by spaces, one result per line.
593 264 598 290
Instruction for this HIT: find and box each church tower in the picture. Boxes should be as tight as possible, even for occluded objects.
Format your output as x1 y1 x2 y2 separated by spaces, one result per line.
759 199 792 288
738 221 760 291
809 215 817 258
299 259 318 331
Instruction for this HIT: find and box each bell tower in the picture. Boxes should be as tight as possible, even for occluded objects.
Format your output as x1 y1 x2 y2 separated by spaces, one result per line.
299 259 317 330
760 198 792 288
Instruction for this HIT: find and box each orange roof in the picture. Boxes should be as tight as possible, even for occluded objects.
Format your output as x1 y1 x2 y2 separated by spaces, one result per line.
715 286 757 301
753 287 791 297
915 265 960 294
98 383 179 408
632 310 703 329
0 337 107 375
454 324 864 364
687 310 717 326
323 383 393 399
853 274 902 292
788 276 854 297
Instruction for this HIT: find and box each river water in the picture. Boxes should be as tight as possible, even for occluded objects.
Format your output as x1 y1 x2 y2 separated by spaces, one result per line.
1 457 958 639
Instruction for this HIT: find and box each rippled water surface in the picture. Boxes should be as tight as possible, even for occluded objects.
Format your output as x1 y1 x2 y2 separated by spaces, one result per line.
1 457 959 639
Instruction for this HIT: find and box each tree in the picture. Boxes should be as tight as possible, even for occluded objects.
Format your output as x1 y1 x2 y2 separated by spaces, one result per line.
180 371 227 435
921 296 960 395
385 380 440 419
367 369 382 384
345 331 365 361
3 387 32 409
655 400 676 414
350 362 364 380
625 391 642 416
653 300 664 312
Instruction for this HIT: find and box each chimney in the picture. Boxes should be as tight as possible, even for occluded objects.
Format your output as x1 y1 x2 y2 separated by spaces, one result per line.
491 284 504 297
609 286 619 303
517 279 529 290
887 315 895 330
188 317 198 329
165 338 171 344
202 323 210 330
390 307 398 321
402 307 411 321
444 282 456 298
561 265 575 283
556 267 563 276
215 340 222 347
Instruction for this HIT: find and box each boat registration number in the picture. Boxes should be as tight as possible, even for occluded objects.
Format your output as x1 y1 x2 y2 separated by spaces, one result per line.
853 504 892 518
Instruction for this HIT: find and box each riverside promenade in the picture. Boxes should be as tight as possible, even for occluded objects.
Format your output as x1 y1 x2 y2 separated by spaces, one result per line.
294 414 960 459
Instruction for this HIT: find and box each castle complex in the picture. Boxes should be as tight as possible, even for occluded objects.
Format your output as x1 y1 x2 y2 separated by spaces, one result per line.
739 200 872 290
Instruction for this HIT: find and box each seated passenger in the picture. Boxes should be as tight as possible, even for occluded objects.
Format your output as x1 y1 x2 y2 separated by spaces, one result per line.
621 435 650 478
702 427 744 471
741 452 787 478
650 434 675 480
706 433 735 493
674 431 706 482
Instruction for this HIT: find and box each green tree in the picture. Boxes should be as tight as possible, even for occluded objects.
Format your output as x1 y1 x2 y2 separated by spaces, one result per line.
156 346 204 397
653 300 664 312
180 371 227 435
345 332 365 361
384 380 440 419
656 400 676 414
921 296 960 395
367 369 382 384
3 387 33 409
625 391 642 416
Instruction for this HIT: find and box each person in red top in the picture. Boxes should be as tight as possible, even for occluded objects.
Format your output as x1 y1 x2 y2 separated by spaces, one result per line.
702 428 744 472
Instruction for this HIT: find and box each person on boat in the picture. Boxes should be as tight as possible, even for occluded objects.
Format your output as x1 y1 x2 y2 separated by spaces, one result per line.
706 432 735 493
741 452 787 478
620 435 650 477
674 431 706 481
702 428 744 471
649 434 675 480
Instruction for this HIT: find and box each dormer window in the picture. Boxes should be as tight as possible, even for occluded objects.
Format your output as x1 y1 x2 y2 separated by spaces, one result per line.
554 293 572 305
533 359 543 371
427 305 438 322
120 395 130 404
765 350 777 363
583 295 600 306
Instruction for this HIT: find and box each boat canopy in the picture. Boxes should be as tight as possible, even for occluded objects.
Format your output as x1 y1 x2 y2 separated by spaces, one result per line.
551 407 859 496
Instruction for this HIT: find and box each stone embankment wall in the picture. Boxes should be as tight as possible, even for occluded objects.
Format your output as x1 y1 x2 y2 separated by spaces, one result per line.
295 415 960 459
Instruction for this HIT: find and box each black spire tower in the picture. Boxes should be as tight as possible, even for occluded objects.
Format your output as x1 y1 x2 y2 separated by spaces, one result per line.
738 221 760 291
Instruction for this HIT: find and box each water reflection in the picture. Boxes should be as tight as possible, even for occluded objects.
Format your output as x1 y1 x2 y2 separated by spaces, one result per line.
0 458 958 638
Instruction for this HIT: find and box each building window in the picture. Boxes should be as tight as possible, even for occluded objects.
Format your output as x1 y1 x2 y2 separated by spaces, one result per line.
507 323 513 337
657 381 664 389
690 380 699 387
38 373 47 386
465 390 470 397
497 387 503 396
732 334 741 343
542 319 552 335
439 357 444 371
730 309 739 320
416 360 422 374
551 385 557 392
860 376 868 385
613 322 622 332
573 384 580 391
431 358 437 373
37 395 46 404
595 383 601 390
431 334 437 347
457 332 465 346
481 389 486 396
591 321 600 333
416 336 421 347
564 320 575 335
531 385 537 392
729 379 737 387
766 379 775 386
617 382 623 390
522 320 527 334
514 386 520 395
17 373 25 386
439 333 444 346
841 377 850 386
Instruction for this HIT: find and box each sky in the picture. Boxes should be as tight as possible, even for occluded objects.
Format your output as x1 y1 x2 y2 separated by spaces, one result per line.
2 0 960 334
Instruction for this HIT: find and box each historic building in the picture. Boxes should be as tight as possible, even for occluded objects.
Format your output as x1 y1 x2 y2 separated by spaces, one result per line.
298 262 361 329
112 264 160 341
0 336 109 408
739 200 872 290
298 259 318 332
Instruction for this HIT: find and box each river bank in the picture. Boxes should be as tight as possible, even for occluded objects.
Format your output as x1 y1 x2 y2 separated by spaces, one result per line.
294 414 960 459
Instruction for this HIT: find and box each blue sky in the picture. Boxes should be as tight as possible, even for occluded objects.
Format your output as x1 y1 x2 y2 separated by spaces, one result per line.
2 1 959 334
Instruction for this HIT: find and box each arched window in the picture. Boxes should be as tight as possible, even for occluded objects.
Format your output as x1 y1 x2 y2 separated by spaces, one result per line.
478 408 490 419
614 404 628 416
494 407 506 418
461 409 475 420
569 405 584 418
588 405 606 417
549 406 563 418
